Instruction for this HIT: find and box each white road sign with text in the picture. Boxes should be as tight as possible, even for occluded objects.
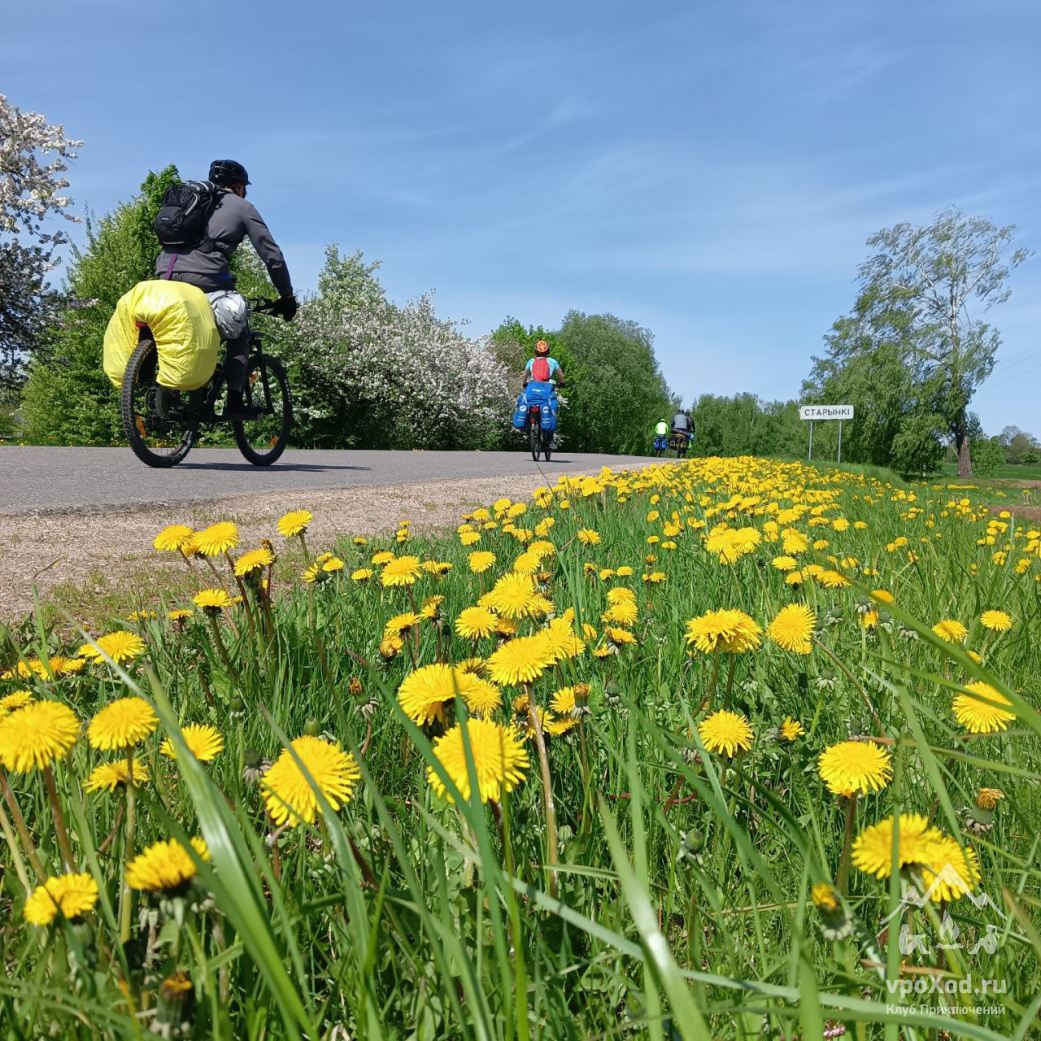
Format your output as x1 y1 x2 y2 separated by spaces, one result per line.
799 405 854 421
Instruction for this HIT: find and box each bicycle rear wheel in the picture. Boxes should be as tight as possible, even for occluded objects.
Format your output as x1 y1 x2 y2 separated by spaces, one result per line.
120 339 196 468
529 415 540 461
233 354 292 465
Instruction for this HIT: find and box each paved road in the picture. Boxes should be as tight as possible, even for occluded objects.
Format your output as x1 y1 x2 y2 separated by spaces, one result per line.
0 447 653 513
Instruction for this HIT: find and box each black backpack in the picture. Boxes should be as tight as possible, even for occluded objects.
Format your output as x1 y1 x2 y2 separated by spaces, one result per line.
154 180 221 250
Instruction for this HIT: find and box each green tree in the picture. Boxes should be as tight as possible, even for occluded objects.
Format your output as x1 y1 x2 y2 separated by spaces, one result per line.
21 167 179 444
806 208 1030 476
690 393 804 459
555 311 676 453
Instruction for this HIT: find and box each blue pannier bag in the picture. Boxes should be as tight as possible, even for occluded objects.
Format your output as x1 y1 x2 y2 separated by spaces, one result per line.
513 381 558 431
512 394 529 430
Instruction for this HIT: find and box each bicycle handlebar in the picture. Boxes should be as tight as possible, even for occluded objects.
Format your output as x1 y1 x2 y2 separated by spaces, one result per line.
249 297 279 313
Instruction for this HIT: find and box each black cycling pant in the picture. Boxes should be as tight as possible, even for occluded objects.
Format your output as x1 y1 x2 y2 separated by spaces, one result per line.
223 332 250 394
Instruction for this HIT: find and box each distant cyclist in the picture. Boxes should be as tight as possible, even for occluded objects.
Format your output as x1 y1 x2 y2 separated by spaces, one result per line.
671 409 692 438
670 409 693 457
155 159 297 419
653 418 669 456
522 339 565 388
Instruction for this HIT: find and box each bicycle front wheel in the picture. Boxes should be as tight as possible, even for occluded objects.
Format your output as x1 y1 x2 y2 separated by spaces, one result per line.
120 339 196 468
233 354 292 465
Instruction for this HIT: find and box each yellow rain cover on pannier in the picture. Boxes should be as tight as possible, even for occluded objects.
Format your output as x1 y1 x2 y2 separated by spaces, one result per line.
103 279 220 391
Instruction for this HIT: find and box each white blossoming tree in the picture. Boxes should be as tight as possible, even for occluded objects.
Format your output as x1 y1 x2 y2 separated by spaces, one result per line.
0 94 82 388
287 247 513 449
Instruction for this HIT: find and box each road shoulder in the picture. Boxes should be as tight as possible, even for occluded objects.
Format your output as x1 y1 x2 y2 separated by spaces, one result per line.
1 472 558 623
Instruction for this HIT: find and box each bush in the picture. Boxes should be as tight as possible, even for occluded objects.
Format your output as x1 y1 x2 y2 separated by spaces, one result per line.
289 247 513 449
971 436 1006 477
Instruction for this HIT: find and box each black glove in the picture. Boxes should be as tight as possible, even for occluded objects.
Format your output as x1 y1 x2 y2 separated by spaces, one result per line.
270 295 298 321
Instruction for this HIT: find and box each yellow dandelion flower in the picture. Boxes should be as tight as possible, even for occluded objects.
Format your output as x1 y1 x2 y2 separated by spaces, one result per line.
468 551 496 574
550 686 579 715
24 873 99 925
263 736 361 827
168 608 193 622
852 815 979 901
541 618 586 661
50 656 86 677
461 677 503 717
0 701 80 771
193 522 240 557
0 690 34 717
87 697 158 751
84 758 149 793
192 588 234 613
487 634 557 686
780 717 805 741
380 555 422 587
127 837 210 892
952 681 1016 734
816 569 849 589
459 531 482 546
160 724 224 762
384 612 421 638
684 609 762 654
234 547 275 577
545 714 580 736
154 525 195 552
767 603 816 654
817 741 892 797
351 568 373 582
485 572 538 620
576 529 602 546
397 664 476 725
371 551 395 566
976 787 1004 810
811 882 839 911
512 551 541 576
456 657 489 677
455 607 498 640
602 600 639 627
979 610 1012 633
772 555 798 572
277 510 313 538
427 718 529 803
78 631 146 665
697 710 753 757
871 590 894 604
932 619 968 644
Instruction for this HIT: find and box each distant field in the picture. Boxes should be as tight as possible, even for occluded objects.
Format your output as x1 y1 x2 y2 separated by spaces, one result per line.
941 461 1041 481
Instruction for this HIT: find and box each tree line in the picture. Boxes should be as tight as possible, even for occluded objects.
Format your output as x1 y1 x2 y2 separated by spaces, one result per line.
3 93 1034 469
9 163 677 452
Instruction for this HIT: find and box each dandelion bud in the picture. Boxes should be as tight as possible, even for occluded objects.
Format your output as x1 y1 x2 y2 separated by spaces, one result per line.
229 696 246 720
303 719 321 737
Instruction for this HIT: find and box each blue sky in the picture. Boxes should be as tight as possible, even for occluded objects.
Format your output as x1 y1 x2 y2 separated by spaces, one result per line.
6 0 1040 433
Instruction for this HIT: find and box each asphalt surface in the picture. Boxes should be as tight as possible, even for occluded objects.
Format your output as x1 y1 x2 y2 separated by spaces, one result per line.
0 447 653 513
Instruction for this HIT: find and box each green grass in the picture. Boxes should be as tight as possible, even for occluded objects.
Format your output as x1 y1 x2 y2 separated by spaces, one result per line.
941 462 1041 482
1 457 1039 1039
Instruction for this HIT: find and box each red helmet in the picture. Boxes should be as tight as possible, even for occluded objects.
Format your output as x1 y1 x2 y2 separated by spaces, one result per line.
535 339 549 355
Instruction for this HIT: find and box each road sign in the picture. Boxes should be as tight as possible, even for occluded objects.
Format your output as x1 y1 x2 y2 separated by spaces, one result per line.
800 405 854 463
799 404 854 421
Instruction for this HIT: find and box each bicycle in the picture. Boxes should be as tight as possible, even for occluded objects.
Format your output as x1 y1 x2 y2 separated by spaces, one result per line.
521 381 556 462
120 298 292 468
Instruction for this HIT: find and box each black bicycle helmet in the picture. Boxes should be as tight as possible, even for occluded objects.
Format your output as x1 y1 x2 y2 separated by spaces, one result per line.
208 159 251 187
